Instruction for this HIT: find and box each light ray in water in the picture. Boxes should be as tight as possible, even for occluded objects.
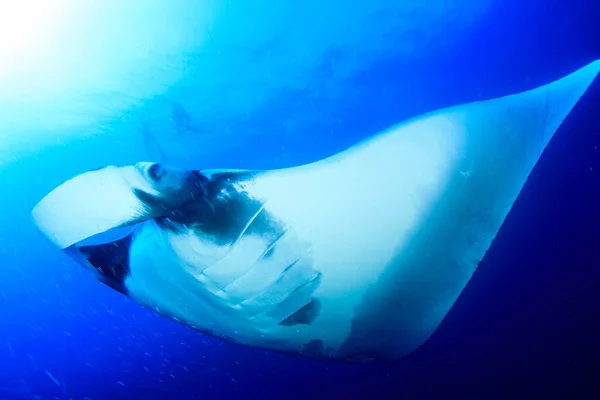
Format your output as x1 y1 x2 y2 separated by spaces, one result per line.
139 120 168 162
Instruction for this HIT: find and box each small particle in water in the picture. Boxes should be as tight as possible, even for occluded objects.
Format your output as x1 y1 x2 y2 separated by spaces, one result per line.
27 355 37 371
116 381 126 387
6 341 14 358
44 370 60 387
231 378 238 383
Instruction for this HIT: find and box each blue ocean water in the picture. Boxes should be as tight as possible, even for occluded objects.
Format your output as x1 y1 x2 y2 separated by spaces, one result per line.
0 0 599 399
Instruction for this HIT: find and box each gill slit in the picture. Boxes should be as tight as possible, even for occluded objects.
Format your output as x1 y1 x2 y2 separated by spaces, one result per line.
199 203 266 274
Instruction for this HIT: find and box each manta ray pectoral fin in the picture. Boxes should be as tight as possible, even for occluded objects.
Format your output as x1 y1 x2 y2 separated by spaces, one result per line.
31 165 154 249
27 60 600 363
337 60 600 361
467 59 600 159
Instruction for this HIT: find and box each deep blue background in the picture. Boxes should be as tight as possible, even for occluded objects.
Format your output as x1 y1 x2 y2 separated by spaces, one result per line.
1 0 600 399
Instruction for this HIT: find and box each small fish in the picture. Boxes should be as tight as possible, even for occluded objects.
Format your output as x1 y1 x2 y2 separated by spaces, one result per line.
170 102 202 136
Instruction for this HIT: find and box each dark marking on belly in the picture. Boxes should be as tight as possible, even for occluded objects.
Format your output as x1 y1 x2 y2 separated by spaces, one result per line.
140 170 287 248
279 299 321 326
302 339 324 355
300 339 334 357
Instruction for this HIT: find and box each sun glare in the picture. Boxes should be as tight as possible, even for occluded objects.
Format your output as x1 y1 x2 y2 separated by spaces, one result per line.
0 0 65 73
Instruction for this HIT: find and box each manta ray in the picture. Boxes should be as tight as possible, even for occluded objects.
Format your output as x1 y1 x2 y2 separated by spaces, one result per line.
31 60 599 362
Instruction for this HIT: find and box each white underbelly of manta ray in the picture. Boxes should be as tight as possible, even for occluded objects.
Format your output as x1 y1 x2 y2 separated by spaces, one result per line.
31 60 600 362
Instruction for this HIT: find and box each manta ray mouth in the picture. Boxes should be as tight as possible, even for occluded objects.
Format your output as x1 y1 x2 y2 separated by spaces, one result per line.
66 232 135 295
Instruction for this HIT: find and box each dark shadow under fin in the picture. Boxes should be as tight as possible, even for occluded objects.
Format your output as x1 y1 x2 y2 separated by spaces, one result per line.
299 339 334 358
